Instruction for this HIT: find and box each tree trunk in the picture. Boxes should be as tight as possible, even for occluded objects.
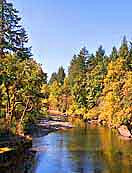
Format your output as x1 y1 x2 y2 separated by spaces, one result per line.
5 113 11 132
5 84 12 131
16 120 24 136
15 99 31 136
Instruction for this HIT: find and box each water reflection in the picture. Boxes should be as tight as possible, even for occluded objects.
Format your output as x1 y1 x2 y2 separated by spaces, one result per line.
0 149 36 173
34 123 132 173
1 122 132 173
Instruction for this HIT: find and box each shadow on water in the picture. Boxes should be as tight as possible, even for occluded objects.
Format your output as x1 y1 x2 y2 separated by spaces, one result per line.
1 120 132 173
0 149 37 173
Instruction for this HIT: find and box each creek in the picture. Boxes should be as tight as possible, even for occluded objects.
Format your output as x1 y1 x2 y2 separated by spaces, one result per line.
1 121 132 173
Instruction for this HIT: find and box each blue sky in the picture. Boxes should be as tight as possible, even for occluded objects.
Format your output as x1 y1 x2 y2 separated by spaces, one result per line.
10 0 132 78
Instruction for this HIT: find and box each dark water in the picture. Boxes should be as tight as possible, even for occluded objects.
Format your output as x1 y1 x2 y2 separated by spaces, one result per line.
1 123 132 173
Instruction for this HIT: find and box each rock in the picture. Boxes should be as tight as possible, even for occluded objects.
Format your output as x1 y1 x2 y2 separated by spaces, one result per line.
118 125 132 138
49 121 73 128
37 120 74 131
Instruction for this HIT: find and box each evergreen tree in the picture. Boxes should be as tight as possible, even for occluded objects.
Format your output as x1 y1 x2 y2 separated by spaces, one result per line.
57 66 65 85
0 0 47 134
49 72 57 84
0 0 31 58
118 36 128 58
68 47 88 86
67 47 89 108
110 46 118 60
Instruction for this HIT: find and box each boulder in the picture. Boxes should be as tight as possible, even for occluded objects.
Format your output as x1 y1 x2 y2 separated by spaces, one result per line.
118 125 132 138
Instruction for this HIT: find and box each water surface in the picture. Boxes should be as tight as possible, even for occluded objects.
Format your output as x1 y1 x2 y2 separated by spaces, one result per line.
1 123 132 173
33 124 132 173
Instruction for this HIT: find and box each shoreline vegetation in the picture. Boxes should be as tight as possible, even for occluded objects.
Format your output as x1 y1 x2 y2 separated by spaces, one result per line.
48 110 132 139
1 0 132 156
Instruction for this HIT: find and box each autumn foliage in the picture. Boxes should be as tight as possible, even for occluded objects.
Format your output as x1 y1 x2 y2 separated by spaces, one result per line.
47 37 132 128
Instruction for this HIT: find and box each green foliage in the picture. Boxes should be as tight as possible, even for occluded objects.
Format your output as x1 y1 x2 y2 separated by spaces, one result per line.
57 66 65 85
49 66 65 85
110 46 118 60
48 39 132 128
49 72 57 85
67 47 89 108
68 47 88 87
0 0 47 135
84 40 132 127
0 0 31 58
67 46 107 110
1 1 132 134
0 54 47 133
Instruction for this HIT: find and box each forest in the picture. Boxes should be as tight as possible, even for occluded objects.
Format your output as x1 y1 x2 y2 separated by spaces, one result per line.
0 0 132 137
48 38 132 129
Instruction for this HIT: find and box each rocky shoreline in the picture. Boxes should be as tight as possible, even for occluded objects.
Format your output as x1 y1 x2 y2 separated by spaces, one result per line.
27 115 73 138
84 117 132 139
34 114 132 139
38 113 132 139
0 114 73 157
0 113 131 157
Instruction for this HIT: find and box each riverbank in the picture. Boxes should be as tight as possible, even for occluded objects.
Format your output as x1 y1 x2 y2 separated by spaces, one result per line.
47 108 132 139
1 122 132 173
0 117 32 155
26 115 73 138
34 112 132 140
0 111 131 158
45 111 132 139
81 116 132 139
0 132 32 153
0 113 73 155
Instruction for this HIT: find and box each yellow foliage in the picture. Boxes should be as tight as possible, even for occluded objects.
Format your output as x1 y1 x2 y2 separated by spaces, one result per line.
0 147 12 154
95 57 132 127
84 107 99 119
67 101 79 115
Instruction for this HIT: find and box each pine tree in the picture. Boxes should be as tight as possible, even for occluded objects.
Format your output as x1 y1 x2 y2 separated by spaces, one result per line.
68 47 88 86
119 36 128 58
96 45 105 61
49 72 58 84
110 46 118 60
57 66 65 85
0 0 31 58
